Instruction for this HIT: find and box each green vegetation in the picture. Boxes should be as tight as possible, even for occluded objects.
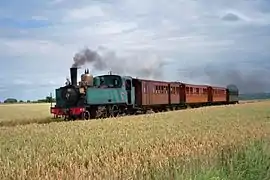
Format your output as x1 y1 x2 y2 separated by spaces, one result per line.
0 101 270 179
145 140 270 180
1 95 55 104
239 92 270 100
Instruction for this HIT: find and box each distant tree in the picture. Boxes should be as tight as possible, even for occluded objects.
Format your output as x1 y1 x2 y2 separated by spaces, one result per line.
4 98 18 103
38 99 47 103
46 96 52 102
45 96 55 103
19 100 24 103
29 95 56 104
27 100 31 103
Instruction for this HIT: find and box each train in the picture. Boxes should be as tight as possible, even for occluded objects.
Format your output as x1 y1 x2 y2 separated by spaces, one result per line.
50 67 239 120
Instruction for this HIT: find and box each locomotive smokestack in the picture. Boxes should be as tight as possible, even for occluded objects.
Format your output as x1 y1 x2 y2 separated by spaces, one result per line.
70 67 77 86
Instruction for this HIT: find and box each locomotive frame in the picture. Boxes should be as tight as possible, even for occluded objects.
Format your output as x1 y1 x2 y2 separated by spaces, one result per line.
50 67 239 120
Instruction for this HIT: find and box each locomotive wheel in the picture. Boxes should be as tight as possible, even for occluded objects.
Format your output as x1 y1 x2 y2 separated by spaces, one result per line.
82 110 91 120
109 105 119 118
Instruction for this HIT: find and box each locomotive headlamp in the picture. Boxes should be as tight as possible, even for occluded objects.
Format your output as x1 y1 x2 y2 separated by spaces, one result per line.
65 92 70 99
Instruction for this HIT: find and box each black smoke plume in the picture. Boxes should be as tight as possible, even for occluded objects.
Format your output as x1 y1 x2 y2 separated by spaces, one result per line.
178 59 270 94
72 46 169 79
72 48 106 69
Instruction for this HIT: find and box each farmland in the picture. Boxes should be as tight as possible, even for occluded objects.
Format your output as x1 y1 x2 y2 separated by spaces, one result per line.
1 101 270 179
0 103 55 127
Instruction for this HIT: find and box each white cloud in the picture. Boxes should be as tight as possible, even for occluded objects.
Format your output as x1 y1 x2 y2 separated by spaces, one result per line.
13 79 33 85
63 6 105 21
0 38 75 63
75 21 138 36
1 0 270 99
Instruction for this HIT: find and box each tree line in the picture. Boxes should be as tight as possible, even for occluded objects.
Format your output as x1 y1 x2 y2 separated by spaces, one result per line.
1 96 56 104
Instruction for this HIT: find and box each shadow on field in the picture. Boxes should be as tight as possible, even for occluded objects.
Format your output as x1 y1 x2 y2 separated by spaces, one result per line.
0 117 64 127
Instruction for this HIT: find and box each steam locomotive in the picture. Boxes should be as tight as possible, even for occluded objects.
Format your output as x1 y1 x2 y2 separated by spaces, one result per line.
50 67 239 120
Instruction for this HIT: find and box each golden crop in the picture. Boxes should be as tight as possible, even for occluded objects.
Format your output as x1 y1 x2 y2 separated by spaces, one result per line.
0 103 54 126
0 101 270 179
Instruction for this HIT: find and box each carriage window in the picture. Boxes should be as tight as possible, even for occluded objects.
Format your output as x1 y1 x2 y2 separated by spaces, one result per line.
186 87 189 94
143 83 146 93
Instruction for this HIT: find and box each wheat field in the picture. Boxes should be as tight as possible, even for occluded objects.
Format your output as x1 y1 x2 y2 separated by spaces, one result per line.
0 103 55 126
1 101 270 179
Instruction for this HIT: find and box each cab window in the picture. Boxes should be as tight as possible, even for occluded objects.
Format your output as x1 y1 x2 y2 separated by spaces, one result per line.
95 75 122 88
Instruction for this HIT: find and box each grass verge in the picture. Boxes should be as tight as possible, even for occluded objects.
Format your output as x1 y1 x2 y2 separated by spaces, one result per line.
0 117 62 127
143 139 270 180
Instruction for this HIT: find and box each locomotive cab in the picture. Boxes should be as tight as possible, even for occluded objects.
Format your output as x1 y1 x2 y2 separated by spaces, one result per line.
86 75 135 106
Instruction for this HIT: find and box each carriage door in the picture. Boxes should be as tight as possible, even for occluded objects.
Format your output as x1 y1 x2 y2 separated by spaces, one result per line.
143 82 151 105
207 86 213 103
125 79 132 104
180 84 186 103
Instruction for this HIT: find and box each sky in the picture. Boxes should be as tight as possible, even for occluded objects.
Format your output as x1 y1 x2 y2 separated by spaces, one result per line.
1 0 270 101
